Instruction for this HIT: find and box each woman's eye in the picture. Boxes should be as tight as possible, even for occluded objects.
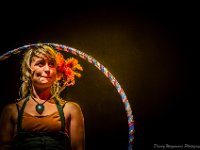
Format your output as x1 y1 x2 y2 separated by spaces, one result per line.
49 62 55 67
36 61 45 66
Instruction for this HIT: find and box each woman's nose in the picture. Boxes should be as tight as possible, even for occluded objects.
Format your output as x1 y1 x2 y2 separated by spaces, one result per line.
44 64 50 72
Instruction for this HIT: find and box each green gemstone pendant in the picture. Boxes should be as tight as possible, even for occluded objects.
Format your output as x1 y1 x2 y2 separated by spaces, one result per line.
35 104 44 114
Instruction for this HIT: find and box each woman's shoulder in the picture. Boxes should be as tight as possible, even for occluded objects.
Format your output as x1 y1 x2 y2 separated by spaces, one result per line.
15 98 27 108
56 97 80 108
1 102 17 116
2 98 27 113
64 101 82 114
65 101 81 108
3 102 16 110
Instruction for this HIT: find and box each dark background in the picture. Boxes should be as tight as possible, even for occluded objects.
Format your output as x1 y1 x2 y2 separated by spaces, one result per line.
0 2 198 150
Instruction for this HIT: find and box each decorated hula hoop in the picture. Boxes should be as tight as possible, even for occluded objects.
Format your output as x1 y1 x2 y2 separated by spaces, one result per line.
0 43 134 150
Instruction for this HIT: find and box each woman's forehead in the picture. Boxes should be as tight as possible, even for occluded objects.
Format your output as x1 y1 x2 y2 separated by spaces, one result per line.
32 53 53 62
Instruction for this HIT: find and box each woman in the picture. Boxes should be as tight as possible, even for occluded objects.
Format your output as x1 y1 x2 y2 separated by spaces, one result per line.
0 45 85 150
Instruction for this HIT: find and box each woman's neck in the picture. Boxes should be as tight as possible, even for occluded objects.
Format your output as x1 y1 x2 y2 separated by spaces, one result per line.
32 86 52 101
37 90 51 100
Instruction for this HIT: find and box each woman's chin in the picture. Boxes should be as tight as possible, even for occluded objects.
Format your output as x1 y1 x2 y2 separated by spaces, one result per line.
36 80 53 87
39 78 54 83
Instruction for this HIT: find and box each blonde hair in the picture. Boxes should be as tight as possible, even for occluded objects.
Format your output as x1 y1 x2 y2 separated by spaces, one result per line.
19 45 61 99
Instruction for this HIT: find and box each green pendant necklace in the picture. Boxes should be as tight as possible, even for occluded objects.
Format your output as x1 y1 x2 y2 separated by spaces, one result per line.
31 95 49 114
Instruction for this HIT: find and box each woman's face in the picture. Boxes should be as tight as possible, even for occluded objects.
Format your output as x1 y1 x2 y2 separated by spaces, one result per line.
30 53 57 90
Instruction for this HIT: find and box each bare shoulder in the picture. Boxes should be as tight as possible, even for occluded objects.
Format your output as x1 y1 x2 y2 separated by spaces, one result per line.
0 103 17 119
1 103 17 114
64 102 83 115
64 102 82 110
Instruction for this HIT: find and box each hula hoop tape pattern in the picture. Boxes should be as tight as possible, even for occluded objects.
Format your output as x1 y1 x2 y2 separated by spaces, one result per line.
0 43 134 150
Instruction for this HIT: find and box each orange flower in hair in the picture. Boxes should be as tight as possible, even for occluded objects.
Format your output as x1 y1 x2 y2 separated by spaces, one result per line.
56 52 83 86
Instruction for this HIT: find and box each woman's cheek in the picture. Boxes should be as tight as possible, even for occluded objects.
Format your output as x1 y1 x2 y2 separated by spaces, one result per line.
52 69 57 80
